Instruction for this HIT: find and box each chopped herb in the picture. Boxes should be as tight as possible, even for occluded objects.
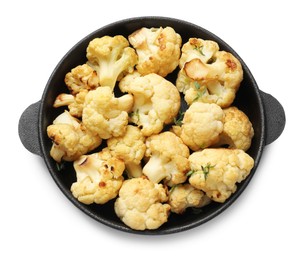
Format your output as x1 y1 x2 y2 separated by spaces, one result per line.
194 81 201 90
169 185 178 194
173 111 185 126
129 109 140 122
193 45 205 56
186 169 198 177
56 162 65 171
201 163 215 179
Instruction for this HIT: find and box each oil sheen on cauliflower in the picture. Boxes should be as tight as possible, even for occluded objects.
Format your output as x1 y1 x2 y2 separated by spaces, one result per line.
176 102 224 151
71 149 125 205
82 86 133 139
168 184 211 214
128 26 182 77
114 177 171 230
47 111 102 162
107 125 146 178
188 148 254 203
119 72 180 136
176 38 243 108
143 131 190 187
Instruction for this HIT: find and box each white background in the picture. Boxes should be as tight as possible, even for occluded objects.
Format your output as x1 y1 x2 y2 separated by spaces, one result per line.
1 0 299 259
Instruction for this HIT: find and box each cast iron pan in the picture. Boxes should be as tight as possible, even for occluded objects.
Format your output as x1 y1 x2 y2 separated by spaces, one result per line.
18 17 286 235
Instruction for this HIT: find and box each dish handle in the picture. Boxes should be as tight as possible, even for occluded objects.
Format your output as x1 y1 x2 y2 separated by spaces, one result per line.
18 101 43 156
260 90 286 145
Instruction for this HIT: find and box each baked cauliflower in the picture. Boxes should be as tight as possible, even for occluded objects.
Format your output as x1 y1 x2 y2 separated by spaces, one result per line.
71 149 125 205
176 38 243 108
82 86 133 139
173 102 224 151
143 131 190 186
47 111 102 162
53 89 88 118
119 72 180 136
107 125 146 178
216 106 254 151
64 64 99 95
188 148 254 203
128 26 182 77
168 184 211 214
86 35 137 89
114 177 170 230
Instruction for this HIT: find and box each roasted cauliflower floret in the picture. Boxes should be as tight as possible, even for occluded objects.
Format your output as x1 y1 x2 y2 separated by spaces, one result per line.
143 131 190 186
82 86 133 139
71 149 125 205
216 106 254 151
86 35 137 89
119 72 180 136
107 125 146 178
188 148 254 203
168 184 211 214
64 64 99 95
53 89 88 118
114 177 171 230
129 26 182 77
47 111 102 162
176 38 243 108
174 102 224 151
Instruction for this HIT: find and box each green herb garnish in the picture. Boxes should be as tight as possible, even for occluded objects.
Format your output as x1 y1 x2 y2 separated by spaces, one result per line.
173 111 185 126
193 81 207 101
201 163 215 179
193 45 205 56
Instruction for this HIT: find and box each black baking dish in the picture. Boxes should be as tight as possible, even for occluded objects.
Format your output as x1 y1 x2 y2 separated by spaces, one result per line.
18 16 285 235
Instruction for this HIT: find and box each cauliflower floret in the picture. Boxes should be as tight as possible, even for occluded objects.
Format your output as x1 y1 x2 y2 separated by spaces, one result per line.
188 148 254 203
86 35 137 89
216 106 254 151
119 72 180 136
64 64 99 95
176 38 243 108
71 149 125 205
82 86 133 139
47 111 102 162
168 184 211 214
53 89 88 118
114 177 171 230
128 26 182 77
176 102 224 151
107 125 146 178
143 131 190 186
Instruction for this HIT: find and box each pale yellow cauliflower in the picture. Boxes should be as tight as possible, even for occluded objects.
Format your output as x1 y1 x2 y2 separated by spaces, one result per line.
143 131 190 186
53 89 88 118
176 38 243 108
47 111 102 162
175 102 224 151
107 125 146 178
216 106 254 151
86 35 137 89
114 177 171 230
119 72 180 136
168 184 211 214
82 86 133 139
71 149 125 205
188 148 254 203
128 26 182 77
64 64 99 95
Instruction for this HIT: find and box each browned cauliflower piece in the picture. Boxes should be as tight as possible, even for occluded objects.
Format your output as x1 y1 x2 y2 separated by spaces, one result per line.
174 102 224 151
71 149 125 205
47 111 102 162
107 125 146 178
64 64 99 95
119 72 180 136
216 106 254 151
143 131 190 187
168 183 211 214
114 177 171 230
128 26 182 77
188 148 254 203
86 35 137 89
82 86 133 139
176 38 243 108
